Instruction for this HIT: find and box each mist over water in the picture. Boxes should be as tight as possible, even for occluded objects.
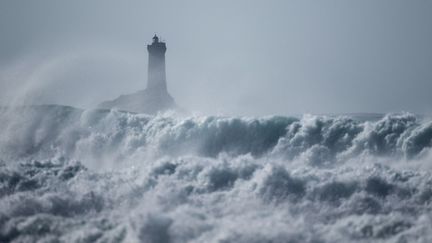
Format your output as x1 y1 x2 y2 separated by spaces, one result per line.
2 1 432 242
2 1 432 116
1 105 432 242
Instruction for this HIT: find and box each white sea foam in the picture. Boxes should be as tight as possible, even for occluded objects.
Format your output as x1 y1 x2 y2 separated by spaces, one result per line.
1 105 432 242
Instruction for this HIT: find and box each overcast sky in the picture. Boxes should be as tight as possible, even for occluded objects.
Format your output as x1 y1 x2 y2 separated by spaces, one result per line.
0 0 431 116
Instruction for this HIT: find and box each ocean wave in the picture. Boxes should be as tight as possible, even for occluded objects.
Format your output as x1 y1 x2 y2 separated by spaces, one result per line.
1 105 432 242
1 106 431 163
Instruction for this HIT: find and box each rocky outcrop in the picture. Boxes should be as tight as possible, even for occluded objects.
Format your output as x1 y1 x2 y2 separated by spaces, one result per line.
98 89 178 114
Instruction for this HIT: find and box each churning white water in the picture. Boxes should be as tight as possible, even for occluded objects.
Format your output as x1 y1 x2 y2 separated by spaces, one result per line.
1 105 432 242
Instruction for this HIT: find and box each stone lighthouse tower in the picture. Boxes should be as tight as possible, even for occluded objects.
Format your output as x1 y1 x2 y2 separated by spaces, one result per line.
98 34 178 114
147 35 167 92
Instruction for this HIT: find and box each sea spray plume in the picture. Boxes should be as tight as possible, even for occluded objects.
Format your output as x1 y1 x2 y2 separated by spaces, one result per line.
0 105 83 159
0 56 66 108
0 43 154 109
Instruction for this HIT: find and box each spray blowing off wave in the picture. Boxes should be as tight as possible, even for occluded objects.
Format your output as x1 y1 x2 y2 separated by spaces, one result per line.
1 105 432 242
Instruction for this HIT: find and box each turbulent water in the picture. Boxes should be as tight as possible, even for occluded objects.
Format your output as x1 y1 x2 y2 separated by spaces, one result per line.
1 105 432 243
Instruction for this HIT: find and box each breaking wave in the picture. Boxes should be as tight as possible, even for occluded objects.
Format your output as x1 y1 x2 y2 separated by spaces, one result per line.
1 105 432 242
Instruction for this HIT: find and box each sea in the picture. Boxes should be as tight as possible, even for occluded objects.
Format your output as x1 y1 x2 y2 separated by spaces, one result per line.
1 105 432 242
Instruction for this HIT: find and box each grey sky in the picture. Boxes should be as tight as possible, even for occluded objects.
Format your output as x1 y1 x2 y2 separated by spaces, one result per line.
0 0 431 115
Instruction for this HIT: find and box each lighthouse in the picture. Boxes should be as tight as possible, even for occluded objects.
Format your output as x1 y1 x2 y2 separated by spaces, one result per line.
98 34 178 114
147 35 167 92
